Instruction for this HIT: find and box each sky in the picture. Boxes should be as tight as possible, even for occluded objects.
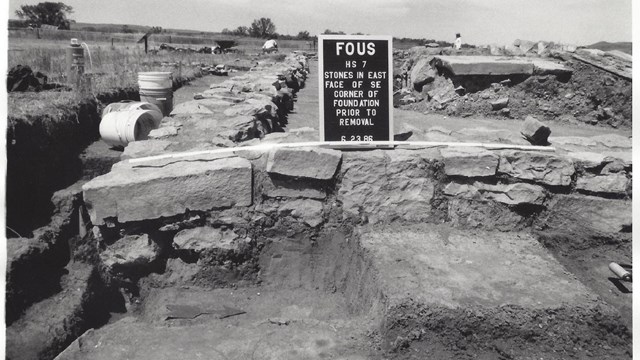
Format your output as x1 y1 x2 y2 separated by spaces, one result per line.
5 0 633 46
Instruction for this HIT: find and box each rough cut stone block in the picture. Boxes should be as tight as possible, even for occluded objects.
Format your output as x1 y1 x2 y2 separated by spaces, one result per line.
263 177 326 200
444 182 546 205
278 199 324 227
498 151 574 186
121 140 174 160
542 194 631 234
266 147 342 180
100 234 160 270
173 227 243 252
83 155 252 225
565 152 606 169
338 150 436 224
576 173 629 195
521 116 551 145
431 55 534 75
475 182 546 205
440 147 499 177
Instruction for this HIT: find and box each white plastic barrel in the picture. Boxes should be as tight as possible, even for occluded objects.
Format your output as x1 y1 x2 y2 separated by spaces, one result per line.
102 101 163 126
99 109 158 147
138 72 174 116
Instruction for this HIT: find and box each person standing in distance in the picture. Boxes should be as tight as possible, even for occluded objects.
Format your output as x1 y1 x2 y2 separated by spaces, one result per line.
454 33 462 50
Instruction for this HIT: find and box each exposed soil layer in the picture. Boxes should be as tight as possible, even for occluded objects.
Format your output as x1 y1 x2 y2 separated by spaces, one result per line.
6 53 632 360
403 59 632 130
6 69 206 237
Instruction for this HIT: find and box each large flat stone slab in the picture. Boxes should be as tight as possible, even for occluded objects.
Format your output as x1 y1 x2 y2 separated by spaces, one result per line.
432 56 534 76
83 154 252 225
266 147 342 180
541 194 631 234
440 147 499 177
498 150 574 186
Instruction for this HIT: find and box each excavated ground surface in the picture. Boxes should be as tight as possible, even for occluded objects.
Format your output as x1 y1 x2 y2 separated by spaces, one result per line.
7 52 632 360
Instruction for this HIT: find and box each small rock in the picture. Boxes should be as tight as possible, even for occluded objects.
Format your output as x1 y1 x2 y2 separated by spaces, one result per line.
490 97 509 110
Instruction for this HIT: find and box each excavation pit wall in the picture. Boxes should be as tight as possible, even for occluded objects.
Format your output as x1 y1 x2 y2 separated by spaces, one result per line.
5 55 311 360
74 144 632 358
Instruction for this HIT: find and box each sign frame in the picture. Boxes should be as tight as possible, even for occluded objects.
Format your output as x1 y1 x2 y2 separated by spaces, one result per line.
318 34 394 143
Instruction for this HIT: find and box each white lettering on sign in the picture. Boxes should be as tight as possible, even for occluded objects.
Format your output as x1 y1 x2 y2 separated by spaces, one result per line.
335 42 376 56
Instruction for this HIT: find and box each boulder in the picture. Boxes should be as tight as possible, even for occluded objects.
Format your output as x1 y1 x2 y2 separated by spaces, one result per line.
440 147 499 177
410 58 436 91
518 40 536 53
266 147 342 180
83 155 252 224
498 151 574 186
173 227 242 252
521 116 551 145
100 234 160 270
278 199 324 227
575 173 629 195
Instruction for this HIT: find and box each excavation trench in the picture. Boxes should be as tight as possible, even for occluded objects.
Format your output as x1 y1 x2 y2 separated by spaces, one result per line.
6 53 632 360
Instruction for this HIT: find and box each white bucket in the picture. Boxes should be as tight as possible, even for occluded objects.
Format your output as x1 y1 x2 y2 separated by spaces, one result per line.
102 101 163 126
138 72 173 89
139 88 174 117
99 109 159 147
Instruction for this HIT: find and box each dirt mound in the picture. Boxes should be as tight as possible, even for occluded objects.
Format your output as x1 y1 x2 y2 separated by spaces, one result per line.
401 58 632 130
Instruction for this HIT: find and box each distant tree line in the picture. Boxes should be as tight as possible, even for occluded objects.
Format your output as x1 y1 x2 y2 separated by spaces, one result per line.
14 1 74 30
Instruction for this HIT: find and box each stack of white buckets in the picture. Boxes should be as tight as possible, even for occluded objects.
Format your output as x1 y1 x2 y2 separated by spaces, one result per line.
99 72 173 147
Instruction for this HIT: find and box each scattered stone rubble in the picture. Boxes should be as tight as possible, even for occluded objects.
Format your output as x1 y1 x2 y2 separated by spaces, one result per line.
395 42 632 128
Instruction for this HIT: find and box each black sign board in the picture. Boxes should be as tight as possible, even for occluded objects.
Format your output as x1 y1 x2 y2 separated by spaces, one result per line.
319 35 393 142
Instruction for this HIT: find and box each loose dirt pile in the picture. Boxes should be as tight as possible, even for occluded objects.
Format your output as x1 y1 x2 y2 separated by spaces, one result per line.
396 49 632 130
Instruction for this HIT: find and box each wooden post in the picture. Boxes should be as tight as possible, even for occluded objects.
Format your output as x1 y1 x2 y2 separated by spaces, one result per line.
111 38 114 48
144 36 148 53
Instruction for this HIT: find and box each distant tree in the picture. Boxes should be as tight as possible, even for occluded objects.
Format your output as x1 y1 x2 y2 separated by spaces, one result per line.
234 26 249 36
249 17 276 38
15 2 73 30
121 25 133 33
323 29 345 35
296 30 310 40
150 26 162 34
